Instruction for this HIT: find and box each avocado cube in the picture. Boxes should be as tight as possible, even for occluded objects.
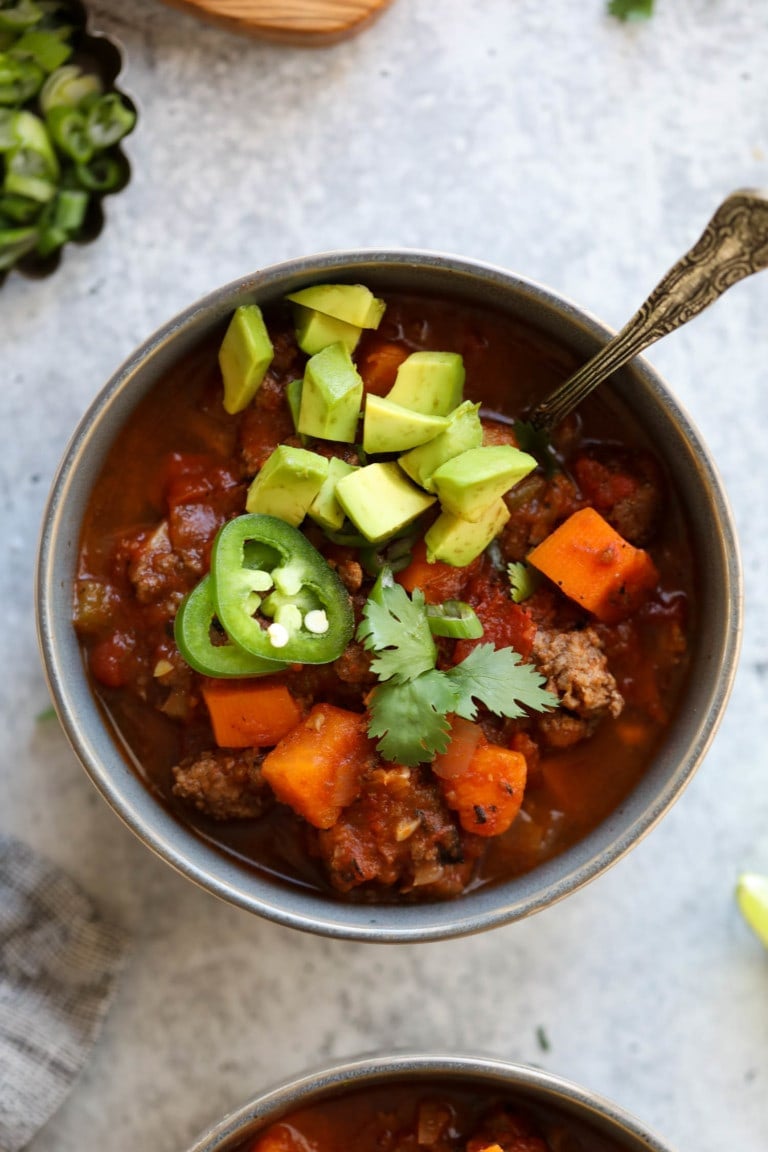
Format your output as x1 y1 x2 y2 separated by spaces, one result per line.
432 446 537 523
399 401 483 491
308 457 358 532
335 462 436 544
219 304 274 415
246 445 329 527
293 305 362 356
299 342 364 443
385 351 465 416
362 395 449 455
286 283 385 329
425 500 511 567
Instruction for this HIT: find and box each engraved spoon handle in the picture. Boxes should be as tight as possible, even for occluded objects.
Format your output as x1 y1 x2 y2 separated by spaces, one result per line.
530 189 768 431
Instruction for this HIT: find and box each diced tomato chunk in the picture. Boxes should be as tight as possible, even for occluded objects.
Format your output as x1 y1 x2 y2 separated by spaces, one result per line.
397 540 478 604
454 572 536 662
89 631 136 688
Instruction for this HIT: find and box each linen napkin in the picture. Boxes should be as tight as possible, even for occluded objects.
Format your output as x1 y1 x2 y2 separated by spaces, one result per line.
0 833 128 1152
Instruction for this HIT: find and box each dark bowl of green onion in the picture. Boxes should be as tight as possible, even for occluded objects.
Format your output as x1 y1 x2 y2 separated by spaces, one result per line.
0 0 136 282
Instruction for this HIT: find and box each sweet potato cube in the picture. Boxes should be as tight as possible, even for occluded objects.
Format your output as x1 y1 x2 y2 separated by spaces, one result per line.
527 506 658 623
261 703 371 828
201 681 302 749
439 741 527 838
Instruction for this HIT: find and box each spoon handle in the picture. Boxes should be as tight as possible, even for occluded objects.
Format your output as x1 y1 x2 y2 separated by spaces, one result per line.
530 189 768 431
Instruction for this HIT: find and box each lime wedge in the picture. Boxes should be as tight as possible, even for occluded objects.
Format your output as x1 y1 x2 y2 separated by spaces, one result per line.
736 873 768 947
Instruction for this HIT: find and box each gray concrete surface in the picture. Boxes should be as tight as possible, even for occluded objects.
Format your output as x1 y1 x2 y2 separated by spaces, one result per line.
2 1 767 1149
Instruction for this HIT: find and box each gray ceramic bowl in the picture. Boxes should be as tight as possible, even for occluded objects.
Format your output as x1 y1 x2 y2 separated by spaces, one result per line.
36 250 742 941
184 1053 676 1152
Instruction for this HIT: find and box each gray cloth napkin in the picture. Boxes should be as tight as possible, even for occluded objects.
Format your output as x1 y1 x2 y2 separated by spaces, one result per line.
0 834 128 1152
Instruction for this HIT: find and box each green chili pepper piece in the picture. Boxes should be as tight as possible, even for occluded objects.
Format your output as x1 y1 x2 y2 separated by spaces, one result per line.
425 601 484 639
40 64 101 113
0 51 44 103
0 223 37 268
211 514 354 666
84 93 136 150
174 575 289 679
46 104 92 162
11 28 72 73
74 152 124 192
0 0 42 32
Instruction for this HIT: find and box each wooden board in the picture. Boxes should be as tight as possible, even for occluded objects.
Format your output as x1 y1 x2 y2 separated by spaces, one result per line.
159 0 396 45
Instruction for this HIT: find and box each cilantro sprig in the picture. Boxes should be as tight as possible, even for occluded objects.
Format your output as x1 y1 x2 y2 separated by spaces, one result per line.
357 568 557 766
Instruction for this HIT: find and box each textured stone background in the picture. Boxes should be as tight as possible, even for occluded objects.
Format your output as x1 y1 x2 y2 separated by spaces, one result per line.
2 1 767 1149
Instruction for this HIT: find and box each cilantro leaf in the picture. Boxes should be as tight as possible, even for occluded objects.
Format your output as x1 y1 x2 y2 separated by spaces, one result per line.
356 575 436 684
367 671 459 766
445 643 557 722
608 0 654 20
507 561 539 604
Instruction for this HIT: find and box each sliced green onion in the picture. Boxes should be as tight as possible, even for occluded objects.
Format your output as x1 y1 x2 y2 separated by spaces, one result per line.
425 601 484 639
0 1 42 32
322 522 371 548
40 63 101 113
4 166 55 202
0 106 14 147
507 560 540 604
74 152 124 192
360 527 420 576
0 223 37 269
84 93 135 150
11 109 58 174
11 27 72 72
0 191 38 220
46 103 91 161
51 184 86 230
33 184 87 256
0 51 44 104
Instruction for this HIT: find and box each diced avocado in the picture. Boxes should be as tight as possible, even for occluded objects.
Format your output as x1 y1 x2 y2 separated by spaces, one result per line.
335 461 436 544
399 401 483 491
432 445 537 523
286 283 385 329
245 445 328 527
293 304 362 355
285 378 303 434
308 457 358 532
298 342 363 443
362 394 449 455
219 304 274 415
385 351 465 416
425 500 511 567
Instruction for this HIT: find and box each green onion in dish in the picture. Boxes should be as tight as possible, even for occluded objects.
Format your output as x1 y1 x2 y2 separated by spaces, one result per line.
0 0 136 281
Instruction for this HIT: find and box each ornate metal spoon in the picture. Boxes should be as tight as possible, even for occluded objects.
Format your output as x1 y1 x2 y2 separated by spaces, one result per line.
529 188 768 431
